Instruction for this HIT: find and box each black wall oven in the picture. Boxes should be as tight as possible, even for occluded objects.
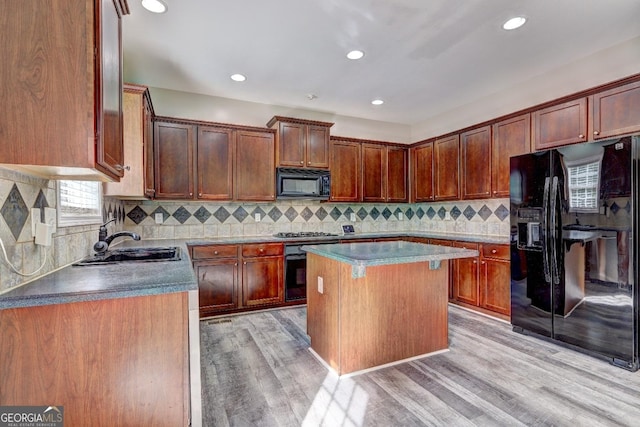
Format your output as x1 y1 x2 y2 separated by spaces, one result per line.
283 239 338 302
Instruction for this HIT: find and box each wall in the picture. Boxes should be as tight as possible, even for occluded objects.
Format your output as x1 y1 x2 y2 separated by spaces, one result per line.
121 198 511 241
0 168 124 292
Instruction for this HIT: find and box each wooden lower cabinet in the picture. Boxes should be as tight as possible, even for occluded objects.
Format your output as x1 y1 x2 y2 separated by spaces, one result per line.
480 244 511 316
452 241 480 306
191 243 284 317
0 292 192 426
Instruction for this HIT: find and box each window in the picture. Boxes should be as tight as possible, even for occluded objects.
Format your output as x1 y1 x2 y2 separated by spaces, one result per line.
563 154 602 213
57 180 103 227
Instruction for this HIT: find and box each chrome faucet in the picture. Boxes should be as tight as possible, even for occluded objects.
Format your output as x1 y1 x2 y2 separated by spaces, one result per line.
93 219 141 254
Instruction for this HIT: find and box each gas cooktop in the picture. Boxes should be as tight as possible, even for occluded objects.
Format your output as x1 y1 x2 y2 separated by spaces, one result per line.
274 232 339 238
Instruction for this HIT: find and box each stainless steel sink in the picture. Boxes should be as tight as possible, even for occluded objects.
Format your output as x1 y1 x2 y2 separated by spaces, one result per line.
73 247 181 266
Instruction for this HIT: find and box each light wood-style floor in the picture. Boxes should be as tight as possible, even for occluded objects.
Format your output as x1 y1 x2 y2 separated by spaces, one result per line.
200 305 640 426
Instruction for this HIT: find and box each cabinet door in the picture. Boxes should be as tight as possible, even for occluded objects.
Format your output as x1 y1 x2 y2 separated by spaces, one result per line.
242 256 283 307
195 259 238 315
330 140 361 202
307 125 330 168
461 126 491 199
154 121 195 199
197 126 234 200
362 144 387 202
491 114 531 198
452 242 479 306
591 81 640 139
235 130 276 201
277 122 305 167
96 0 124 178
434 135 460 201
533 98 587 150
411 142 434 202
480 258 511 315
387 147 408 202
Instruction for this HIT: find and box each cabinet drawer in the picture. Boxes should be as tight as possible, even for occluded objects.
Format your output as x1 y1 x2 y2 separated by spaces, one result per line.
242 243 283 257
482 244 509 260
452 241 479 250
191 245 239 260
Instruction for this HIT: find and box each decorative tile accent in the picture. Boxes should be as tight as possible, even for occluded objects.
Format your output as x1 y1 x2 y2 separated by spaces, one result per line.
329 207 342 221
33 190 48 222
118 205 125 223
478 205 492 221
610 202 619 214
152 206 170 222
315 207 328 220
268 207 282 222
381 207 392 220
463 205 476 220
450 205 461 220
426 207 436 219
393 207 403 219
437 207 446 220
370 207 380 220
624 201 631 213
405 208 414 220
1 184 29 240
494 204 510 221
173 206 192 224
213 207 231 223
194 206 212 224
301 207 314 221
415 207 424 219
284 207 298 221
357 207 368 220
232 207 248 223
127 205 148 225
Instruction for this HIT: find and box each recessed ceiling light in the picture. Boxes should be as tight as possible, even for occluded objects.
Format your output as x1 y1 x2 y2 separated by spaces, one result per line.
346 50 365 60
230 74 246 82
502 16 526 30
371 99 384 106
141 0 167 13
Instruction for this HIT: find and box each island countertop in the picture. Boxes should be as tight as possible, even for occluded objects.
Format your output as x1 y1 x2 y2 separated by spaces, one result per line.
302 241 479 278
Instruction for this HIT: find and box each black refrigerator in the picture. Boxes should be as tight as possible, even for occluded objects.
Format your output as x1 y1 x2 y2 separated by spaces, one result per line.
510 135 638 370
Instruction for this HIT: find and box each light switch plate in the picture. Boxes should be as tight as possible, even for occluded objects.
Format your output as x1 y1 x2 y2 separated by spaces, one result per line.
317 276 323 294
350 213 356 222
31 208 40 237
398 212 404 221
155 213 164 224
255 213 261 222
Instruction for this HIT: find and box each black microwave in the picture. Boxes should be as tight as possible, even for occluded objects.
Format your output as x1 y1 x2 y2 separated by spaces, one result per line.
276 168 331 200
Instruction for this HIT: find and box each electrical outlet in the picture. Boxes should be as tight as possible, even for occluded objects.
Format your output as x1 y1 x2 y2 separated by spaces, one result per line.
398 212 404 221
155 213 164 224
350 213 356 222
317 276 324 294
444 212 452 221
255 213 261 222
31 208 40 237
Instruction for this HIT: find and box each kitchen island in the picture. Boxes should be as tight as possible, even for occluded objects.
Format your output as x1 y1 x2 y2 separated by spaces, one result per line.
302 241 478 376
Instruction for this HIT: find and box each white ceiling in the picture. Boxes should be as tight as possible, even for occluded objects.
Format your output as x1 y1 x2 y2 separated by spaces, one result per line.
123 0 640 127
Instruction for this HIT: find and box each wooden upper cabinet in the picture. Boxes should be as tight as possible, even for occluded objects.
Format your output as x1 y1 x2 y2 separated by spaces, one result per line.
268 116 333 169
104 84 155 198
235 130 276 201
154 121 195 199
0 0 129 180
461 126 491 199
387 146 408 202
197 126 234 200
533 98 587 150
434 135 460 201
491 114 531 198
411 142 434 202
362 144 388 202
330 139 361 202
590 80 640 140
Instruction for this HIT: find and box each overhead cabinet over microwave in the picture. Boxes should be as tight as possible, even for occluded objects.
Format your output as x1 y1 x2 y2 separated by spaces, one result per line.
267 116 334 169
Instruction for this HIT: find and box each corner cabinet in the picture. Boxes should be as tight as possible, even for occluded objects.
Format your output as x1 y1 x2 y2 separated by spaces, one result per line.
267 116 333 169
104 84 155 198
153 118 275 201
0 0 129 181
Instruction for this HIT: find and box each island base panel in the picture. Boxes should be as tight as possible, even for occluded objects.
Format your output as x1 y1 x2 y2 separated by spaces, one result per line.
307 253 449 375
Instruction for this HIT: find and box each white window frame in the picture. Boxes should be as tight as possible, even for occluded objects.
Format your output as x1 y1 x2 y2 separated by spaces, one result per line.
562 153 603 214
57 180 103 227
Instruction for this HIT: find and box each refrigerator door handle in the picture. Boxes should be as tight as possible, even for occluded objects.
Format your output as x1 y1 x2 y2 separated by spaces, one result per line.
542 177 551 283
550 176 560 285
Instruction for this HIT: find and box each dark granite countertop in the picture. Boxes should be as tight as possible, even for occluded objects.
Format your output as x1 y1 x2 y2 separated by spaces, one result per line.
0 240 197 309
302 241 479 278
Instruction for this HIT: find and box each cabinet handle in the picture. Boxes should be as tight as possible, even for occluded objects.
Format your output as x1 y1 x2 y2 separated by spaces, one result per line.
579 134 585 139
198 192 202 197
594 130 600 135
491 249 497 254
214 251 218 255
481 261 485 265
189 192 193 196
259 248 264 253
145 188 155 194
235 263 238 266
473 260 477 264
115 164 130 171
243 262 247 265
300 161 304 165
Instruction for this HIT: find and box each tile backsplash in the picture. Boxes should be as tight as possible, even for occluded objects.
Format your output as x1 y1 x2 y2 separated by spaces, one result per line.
0 168 124 292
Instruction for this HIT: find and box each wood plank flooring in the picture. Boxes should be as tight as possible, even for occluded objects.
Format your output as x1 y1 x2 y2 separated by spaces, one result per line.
199 305 640 426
